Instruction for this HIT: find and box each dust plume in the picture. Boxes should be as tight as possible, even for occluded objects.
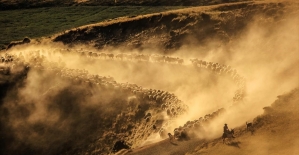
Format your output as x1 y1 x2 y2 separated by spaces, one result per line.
169 5 299 140
0 1 299 155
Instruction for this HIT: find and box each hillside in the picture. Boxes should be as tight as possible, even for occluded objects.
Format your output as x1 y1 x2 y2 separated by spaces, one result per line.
52 1 299 53
0 0 245 10
1 0 299 155
187 88 299 155
125 88 299 155
0 6 187 50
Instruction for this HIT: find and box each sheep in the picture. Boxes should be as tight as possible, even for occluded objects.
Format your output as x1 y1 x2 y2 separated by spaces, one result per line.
168 133 174 142
246 122 252 130
245 122 255 135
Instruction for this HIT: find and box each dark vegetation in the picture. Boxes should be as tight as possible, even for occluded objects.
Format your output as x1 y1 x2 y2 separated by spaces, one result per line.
53 2 293 53
0 6 187 50
0 0 246 10
0 0 247 50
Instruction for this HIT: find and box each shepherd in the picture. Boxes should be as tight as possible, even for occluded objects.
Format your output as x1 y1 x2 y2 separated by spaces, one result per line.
223 123 230 134
222 123 235 144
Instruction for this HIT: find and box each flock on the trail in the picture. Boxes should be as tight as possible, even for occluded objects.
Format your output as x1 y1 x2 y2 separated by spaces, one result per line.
190 58 246 103
55 48 246 104
163 108 227 141
61 48 185 64
1 47 247 153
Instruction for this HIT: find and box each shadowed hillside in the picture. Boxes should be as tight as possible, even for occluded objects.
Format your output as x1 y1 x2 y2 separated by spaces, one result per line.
52 1 298 53
0 5 187 50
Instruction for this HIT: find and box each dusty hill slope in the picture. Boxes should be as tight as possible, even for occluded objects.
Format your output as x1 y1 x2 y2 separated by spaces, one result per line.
124 88 299 155
1 1 298 155
52 1 299 53
187 88 299 155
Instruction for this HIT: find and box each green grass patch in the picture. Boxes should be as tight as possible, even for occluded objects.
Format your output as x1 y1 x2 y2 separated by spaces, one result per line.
0 6 188 50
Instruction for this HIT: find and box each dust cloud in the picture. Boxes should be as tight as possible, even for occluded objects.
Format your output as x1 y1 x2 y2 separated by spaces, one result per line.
0 2 299 155
171 7 299 140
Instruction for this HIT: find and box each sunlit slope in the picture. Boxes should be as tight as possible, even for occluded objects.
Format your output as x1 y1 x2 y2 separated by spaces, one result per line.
52 1 299 53
187 88 299 155
126 88 299 155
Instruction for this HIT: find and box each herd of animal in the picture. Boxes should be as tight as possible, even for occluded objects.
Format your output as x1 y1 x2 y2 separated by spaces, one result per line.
1 47 249 153
190 58 246 103
55 48 185 64
0 49 189 152
171 108 226 140
57 48 246 103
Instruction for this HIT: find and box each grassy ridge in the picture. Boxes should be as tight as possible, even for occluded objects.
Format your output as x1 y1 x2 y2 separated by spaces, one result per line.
0 6 187 50
0 0 244 10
